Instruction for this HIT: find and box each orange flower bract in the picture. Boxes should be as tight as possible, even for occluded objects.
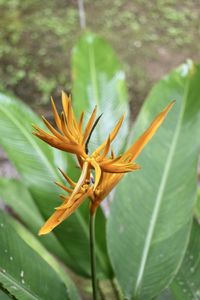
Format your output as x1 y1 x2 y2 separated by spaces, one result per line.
32 91 175 235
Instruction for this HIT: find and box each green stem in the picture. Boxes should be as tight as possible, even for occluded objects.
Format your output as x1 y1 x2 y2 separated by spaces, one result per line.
97 280 106 300
89 211 97 300
111 278 123 300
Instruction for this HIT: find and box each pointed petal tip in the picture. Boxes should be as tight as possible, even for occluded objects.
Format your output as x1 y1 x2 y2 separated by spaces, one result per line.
55 205 66 211
50 96 54 103
135 163 141 170
32 124 39 130
61 90 70 102
61 90 66 96
119 113 125 123
41 116 49 125
39 221 58 235
166 99 176 111
38 228 49 236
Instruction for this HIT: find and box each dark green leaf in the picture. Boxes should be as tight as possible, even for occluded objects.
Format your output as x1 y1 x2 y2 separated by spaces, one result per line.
0 211 70 300
156 289 174 300
0 178 44 232
0 290 13 300
0 178 74 270
171 220 200 300
7 216 80 300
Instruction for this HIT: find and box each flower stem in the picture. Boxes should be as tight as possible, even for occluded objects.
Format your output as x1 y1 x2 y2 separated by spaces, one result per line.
89 210 97 300
111 278 123 300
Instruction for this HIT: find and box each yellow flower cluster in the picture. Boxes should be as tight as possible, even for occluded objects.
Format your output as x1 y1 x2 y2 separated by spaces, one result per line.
33 92 174 235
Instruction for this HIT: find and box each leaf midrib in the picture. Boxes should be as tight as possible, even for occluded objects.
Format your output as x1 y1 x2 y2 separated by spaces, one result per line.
0 272 39 300
134 80 189 295
0 104 60 181
88 43 100 106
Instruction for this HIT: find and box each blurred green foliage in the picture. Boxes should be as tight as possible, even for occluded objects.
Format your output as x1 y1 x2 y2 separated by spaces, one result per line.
0 0 79 104
0 0 199 110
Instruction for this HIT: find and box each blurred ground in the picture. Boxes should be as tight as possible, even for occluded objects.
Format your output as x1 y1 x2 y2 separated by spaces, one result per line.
0 0 200 117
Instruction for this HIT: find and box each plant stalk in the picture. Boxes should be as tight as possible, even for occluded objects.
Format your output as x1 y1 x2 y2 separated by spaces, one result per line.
111 278 123 300
77 0 86 29
89 210 97 300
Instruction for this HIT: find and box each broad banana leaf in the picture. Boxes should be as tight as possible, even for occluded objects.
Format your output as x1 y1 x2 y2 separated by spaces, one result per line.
107 61 200 299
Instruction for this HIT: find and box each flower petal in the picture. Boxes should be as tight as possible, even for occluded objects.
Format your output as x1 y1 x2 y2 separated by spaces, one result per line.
93 114 124 156
82 106 97 143
61 91 70 120
56 191 84 210
62 91 79 136
66 161 89 206
60 112 77 143
42 116 68 142
101 162 140 173
54 181 73 193
90 158 102 190
38 191 89 235
51 97 62 131
58 168 76 188
99 135 111 160
124 101 175 161
33 129 83 155
78 111 84 133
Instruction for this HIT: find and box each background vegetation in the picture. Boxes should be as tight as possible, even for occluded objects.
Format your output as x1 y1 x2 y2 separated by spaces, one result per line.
1 0 200 114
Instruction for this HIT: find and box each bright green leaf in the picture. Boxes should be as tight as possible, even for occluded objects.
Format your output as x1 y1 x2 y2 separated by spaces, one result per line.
107 61 200 299
194 189 200 220
72 31 129 152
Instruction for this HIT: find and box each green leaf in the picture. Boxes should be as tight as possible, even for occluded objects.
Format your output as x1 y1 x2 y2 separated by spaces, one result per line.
107 61 200 299
156 290 174 300
0 93 112 278
7 216 80 300
0 93 60 216
0 290 13 300
171 220 200 300
0 178 44 233
0 211 70 300
0 178 74 273
53 200 112 278
72 31 129 152
194 189 200 220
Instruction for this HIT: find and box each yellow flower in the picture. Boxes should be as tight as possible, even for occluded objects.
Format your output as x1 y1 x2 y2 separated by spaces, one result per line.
33 92 175 235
